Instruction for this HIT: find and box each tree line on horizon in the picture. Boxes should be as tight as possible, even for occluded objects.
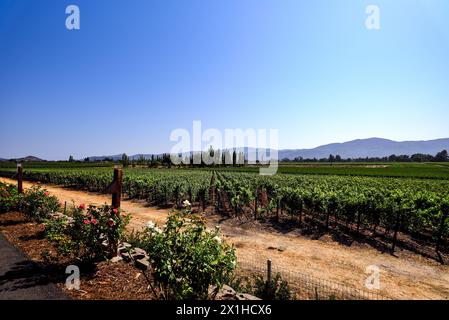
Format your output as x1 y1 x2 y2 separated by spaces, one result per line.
82 149 449 167
281 149 449 163
61 149 449 166
69 147 449 167
89 147 247 168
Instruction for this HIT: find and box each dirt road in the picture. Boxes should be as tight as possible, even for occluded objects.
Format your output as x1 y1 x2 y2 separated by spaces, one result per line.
2 177 449 299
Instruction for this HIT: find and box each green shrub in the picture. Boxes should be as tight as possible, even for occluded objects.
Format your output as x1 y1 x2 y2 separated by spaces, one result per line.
22 186 60 222
229 273 292 300
253 272 292 300
44 204 130 263
0 182 22 213
128 206 236 300
226 275 254 294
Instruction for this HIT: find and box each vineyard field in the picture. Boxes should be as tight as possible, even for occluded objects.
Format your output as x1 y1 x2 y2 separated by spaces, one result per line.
1 161 449 179
211 162 449 179
0 164 448 257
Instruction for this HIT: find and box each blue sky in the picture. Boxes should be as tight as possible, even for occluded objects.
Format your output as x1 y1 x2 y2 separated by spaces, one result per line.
0 0 448 160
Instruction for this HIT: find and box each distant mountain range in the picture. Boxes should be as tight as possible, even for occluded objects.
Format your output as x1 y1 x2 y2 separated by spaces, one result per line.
84 138 449 162
277 138 449 160
0 156 45 162
2 138 449 162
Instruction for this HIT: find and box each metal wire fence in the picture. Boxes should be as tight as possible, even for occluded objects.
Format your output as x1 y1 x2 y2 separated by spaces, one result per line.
236 257 385 300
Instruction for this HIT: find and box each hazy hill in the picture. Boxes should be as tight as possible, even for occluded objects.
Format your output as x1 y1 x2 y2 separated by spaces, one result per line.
0 156 46 162
11 156 46 162
278 138 449 160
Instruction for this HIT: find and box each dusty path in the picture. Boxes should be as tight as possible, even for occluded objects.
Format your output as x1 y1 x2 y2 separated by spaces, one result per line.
0 178 168 231
2 177 449 300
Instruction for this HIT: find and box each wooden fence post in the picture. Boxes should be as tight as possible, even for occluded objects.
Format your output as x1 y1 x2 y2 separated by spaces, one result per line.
276 199 280 222
210 172 216 211
267 259 272 284
356 211 362 235
111 166 123 209
17 163 23 194
391 210 401 252
435 211 448 254
254 187 258 220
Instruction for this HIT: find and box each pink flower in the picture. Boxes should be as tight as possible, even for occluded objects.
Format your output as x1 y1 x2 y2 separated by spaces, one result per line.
79 204 86 210
91 218 98 225
112 208 119 216
44 192 49 196
83 219 90 225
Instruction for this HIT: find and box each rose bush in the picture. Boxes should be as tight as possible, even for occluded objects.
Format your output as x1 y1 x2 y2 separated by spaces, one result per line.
0 182 59 221
128 205 236 300
0 182 23 213
22 185 60 222
45 204 130 263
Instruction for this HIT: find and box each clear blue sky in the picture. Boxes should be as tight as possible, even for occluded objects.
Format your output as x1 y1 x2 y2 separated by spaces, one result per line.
0 0 448 160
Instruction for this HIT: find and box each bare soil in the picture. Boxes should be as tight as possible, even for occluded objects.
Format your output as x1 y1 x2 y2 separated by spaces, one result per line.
2 177 449 300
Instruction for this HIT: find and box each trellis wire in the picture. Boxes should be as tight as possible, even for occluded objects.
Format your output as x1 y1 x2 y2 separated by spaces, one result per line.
236 256 386 300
